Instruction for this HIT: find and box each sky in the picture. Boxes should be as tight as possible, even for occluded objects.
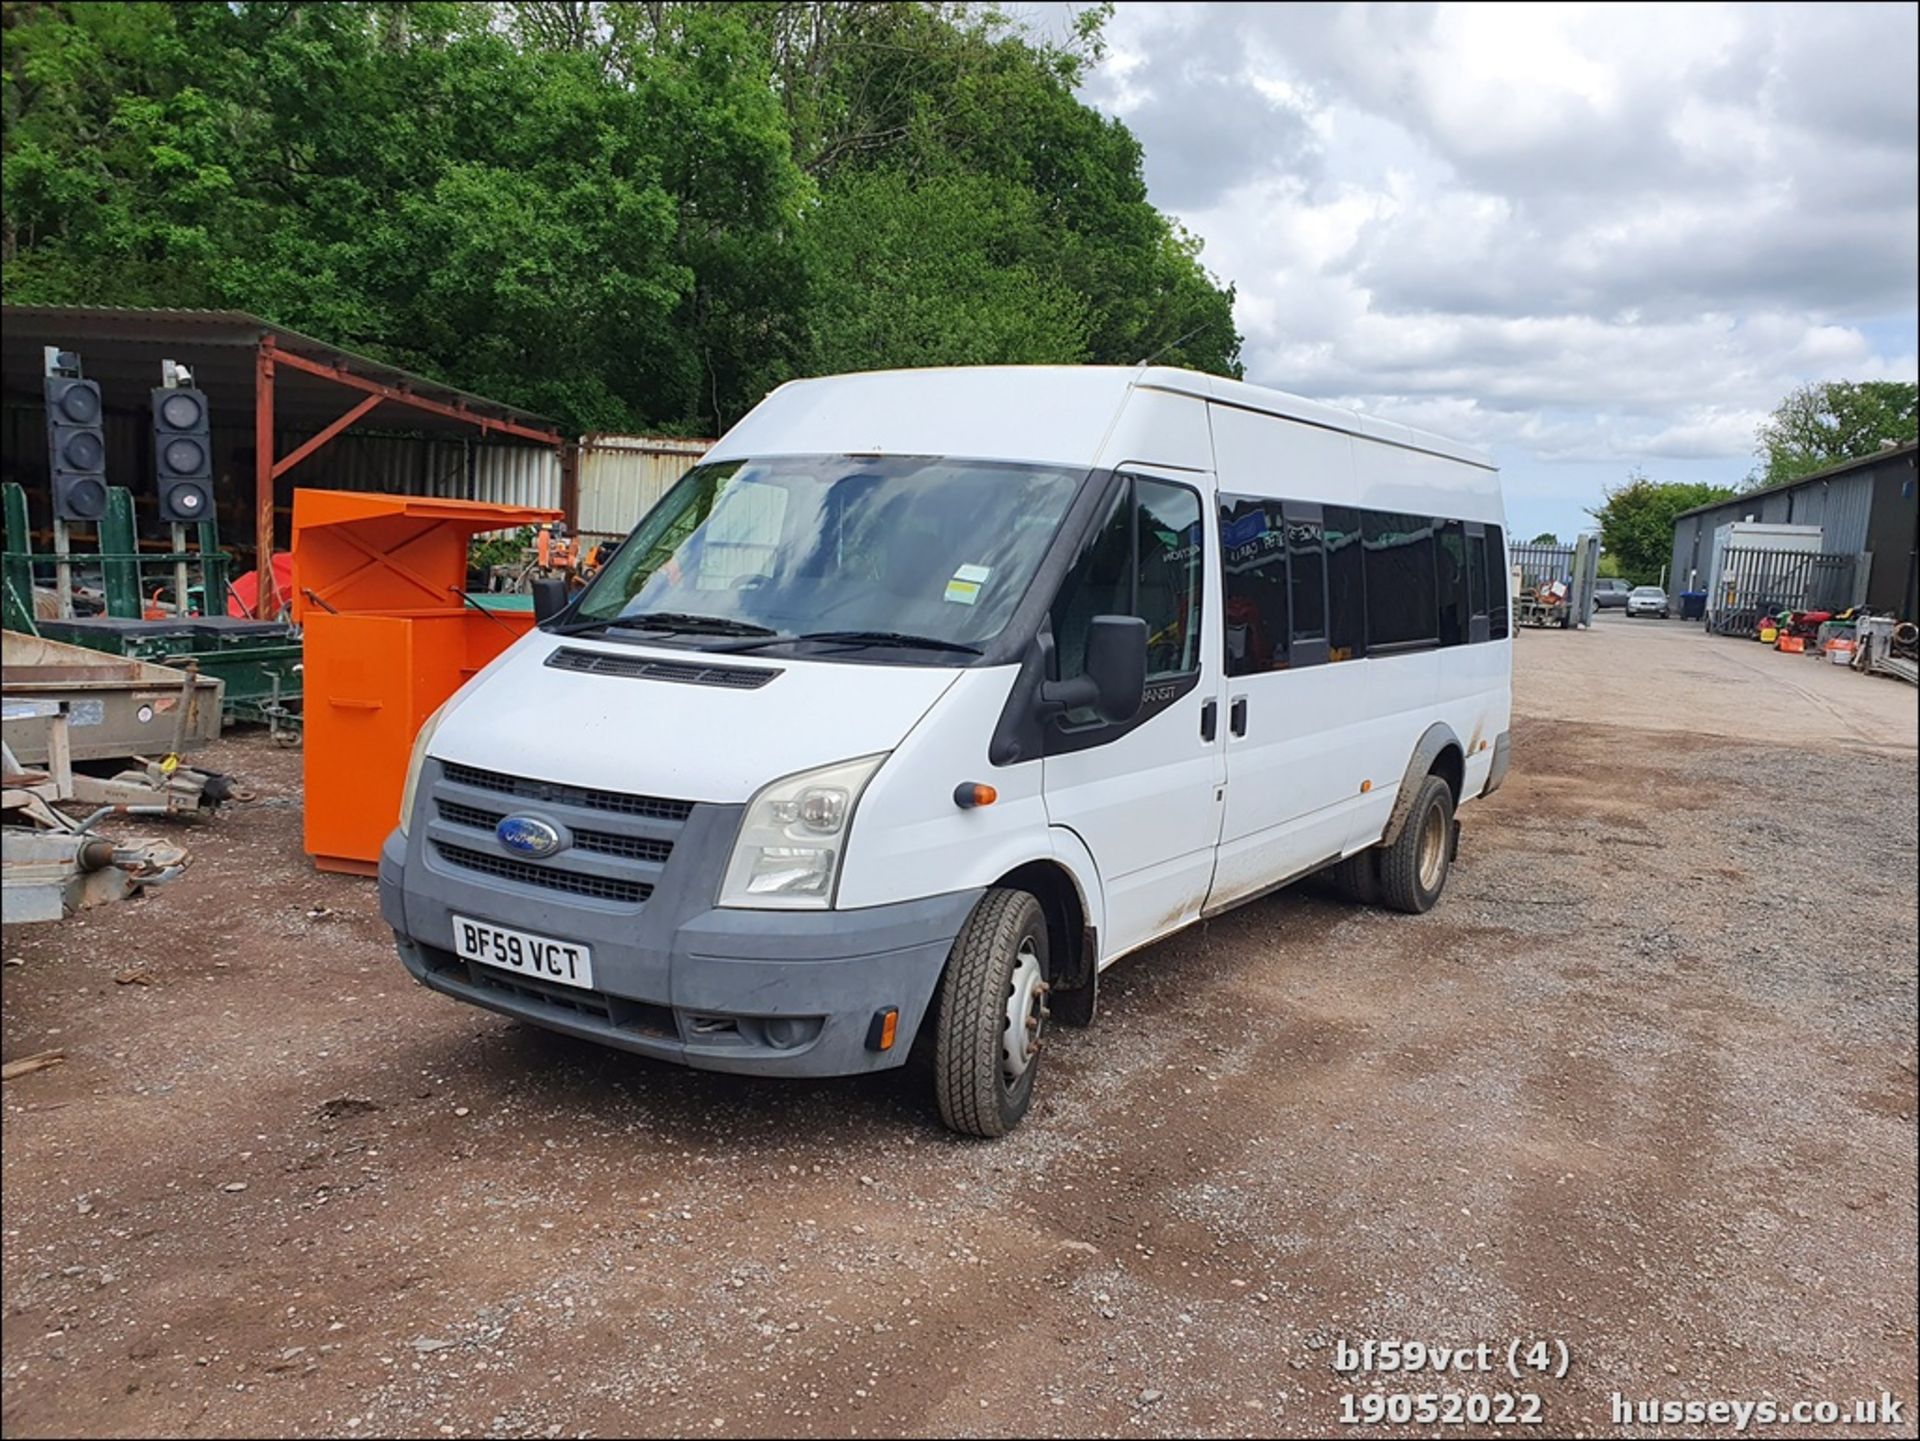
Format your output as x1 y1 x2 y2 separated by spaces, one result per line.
1035 1 1919 544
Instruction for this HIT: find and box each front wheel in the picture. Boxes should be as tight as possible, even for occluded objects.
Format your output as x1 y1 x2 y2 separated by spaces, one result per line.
933 889 1050 1137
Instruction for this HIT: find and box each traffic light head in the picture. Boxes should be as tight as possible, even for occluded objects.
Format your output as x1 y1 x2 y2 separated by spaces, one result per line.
152 385 213 524
45 376 108 521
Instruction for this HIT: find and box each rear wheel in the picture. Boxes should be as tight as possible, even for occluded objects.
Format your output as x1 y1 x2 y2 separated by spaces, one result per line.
1325 849 1380 905
933 889 1050 1137
1378 774 1455 914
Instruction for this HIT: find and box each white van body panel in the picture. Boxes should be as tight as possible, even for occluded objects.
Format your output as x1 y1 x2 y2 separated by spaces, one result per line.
710 366 1494 477
708 367 1135 470
1208 407 1376 899
836 667 1042 908
385 364 1509 1086
1041 459 1228 961
426 630 959 805
1092 385 1215 474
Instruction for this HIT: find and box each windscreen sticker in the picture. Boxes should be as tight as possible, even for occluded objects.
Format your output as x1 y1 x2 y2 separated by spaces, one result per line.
945 563 992 605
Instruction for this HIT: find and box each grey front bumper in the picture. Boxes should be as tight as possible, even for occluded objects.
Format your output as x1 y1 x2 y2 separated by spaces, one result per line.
379 828 980 1078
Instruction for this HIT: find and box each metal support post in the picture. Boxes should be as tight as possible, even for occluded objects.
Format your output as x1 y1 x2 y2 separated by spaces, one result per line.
172 524 190 617
198 517 227 617
52 517 73 619
2 482 36 632
254 338 277 619
101 488 141 619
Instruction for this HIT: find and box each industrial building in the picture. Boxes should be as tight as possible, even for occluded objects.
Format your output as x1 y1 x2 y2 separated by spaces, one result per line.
1669 441 1919 619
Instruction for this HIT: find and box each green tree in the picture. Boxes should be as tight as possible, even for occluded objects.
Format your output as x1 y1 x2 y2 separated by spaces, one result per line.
806 169 1090 374
1528 531 1560 546
3 1 1241 436
1588 471 1736 585
1752 380 1919 488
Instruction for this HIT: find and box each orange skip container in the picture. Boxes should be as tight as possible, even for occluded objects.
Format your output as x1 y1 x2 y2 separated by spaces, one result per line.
293 490 561 874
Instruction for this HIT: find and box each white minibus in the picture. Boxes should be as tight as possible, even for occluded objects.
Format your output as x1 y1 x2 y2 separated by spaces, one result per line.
380 366 1512 1135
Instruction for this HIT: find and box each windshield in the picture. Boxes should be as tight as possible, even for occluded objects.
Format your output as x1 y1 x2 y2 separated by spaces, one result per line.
565 455 1087 655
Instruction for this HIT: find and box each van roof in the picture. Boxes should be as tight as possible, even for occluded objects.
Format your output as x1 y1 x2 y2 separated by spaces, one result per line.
710 366 1495 473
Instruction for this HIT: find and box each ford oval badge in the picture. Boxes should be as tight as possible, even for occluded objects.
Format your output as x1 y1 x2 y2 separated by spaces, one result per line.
496 815 563 859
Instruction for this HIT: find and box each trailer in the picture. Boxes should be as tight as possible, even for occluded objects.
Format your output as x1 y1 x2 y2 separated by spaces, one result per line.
1 630 223 766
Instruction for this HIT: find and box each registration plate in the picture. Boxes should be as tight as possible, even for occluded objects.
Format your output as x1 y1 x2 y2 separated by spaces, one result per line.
452 915 594 991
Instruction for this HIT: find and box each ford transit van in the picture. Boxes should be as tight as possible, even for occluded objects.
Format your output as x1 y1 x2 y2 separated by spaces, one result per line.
379 366 1512 1135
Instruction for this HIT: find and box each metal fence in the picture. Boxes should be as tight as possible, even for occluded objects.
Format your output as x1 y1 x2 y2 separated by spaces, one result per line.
1705 547 1861 636
1509 541 1575 590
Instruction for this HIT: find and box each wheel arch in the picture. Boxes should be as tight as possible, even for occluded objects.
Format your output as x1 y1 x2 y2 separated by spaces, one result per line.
989 855 1099 1027
1380 722 1465 848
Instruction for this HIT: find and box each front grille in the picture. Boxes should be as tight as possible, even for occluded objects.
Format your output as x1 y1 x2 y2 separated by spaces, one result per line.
437 799 503 831
434 799 673 864
546 647 780 690
441 762 693 822
431 842 653 904
427 948 678 1038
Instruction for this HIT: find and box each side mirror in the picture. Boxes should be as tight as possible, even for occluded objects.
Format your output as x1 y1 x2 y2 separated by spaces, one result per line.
531 577 569 624
1041 615 1147 724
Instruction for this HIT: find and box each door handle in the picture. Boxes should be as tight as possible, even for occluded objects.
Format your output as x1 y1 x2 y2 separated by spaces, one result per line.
1229 696 1248 737
1200 698 1218 742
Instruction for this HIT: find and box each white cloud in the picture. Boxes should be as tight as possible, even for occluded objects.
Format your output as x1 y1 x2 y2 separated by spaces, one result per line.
1063 0 1920 533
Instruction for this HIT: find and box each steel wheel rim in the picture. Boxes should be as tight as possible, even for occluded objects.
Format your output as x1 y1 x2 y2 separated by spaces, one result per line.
1002 937 1047 1085
1417 804 1448 892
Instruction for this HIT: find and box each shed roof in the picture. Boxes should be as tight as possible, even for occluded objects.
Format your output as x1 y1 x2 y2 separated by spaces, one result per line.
0 304 563 441
1674 439 1918 521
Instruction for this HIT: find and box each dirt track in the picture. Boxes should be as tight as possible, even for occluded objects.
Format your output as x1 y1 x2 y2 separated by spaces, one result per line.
4 619 1916 1438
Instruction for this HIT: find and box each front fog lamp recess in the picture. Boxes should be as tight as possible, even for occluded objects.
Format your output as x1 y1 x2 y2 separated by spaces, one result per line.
719 754 887 910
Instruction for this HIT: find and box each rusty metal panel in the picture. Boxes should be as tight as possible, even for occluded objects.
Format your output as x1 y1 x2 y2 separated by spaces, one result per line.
576 435 711 542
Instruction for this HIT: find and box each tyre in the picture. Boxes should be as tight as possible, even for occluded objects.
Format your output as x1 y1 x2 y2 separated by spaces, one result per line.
1325 849 1381 905
933 888 1050 1137
1378 774 1455 915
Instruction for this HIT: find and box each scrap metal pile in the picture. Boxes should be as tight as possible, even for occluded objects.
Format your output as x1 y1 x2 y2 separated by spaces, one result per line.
1744 605 1919 685
1 632 241 924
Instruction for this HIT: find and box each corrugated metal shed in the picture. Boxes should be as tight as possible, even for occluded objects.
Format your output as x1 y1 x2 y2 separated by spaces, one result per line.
575 435 711 542
1 305 561 435
1669 443 1917 616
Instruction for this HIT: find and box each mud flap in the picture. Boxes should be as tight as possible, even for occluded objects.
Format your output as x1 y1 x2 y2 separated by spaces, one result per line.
1047 924 1099 1028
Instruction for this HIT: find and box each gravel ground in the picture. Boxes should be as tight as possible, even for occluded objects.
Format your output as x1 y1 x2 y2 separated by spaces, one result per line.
3 625 1915 1438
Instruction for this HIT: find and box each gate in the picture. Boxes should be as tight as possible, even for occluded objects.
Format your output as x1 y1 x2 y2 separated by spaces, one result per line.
1706 547 1861 636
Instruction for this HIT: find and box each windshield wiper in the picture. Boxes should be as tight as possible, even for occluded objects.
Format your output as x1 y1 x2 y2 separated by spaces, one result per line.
786 629 982 655
547 611 777 638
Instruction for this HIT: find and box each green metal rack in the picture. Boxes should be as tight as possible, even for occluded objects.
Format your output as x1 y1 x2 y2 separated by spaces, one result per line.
2 481 299 732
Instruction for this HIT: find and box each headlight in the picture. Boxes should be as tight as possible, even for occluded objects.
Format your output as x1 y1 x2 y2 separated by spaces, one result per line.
396 704 447 837
718 754 887 909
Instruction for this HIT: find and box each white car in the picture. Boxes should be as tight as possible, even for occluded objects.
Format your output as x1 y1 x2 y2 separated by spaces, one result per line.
1626 585 1670 619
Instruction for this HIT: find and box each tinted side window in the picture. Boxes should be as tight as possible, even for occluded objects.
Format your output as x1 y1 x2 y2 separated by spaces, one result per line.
1136 480 1205 679
1050 485 1131 686
1468 531 1488 619
1288 509 1327 643
1325 505 1366 662
1437 519 1469 646
1487 524 1510 639
1320 506 1367 663
1220 497 1288 675
1363 511 1439 649
1054 476 1205 699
